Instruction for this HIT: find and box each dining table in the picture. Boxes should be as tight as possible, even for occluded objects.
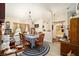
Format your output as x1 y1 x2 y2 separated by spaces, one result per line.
25 34 39 48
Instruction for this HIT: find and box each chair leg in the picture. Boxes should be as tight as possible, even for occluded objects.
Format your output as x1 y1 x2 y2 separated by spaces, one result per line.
15 52 18 56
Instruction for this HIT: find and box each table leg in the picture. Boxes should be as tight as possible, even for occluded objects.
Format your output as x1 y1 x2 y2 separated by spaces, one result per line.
31 39 35 48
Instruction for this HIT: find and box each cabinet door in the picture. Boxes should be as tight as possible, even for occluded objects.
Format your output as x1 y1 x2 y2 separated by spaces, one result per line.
60 41 70 56
70 18 78 44
70 30 78 44
77 20 79 45
70 19 78 30
70 19 77 43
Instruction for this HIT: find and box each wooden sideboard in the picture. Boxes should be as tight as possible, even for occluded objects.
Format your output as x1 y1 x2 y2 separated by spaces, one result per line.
60 40 79 56
60 41 70 56
60 17 79 56
70 18 79 45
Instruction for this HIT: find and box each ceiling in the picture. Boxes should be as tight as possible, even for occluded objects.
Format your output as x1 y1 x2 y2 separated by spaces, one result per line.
5 3 76 20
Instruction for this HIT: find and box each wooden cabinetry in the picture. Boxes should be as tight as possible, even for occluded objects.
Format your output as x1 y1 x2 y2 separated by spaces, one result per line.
0 3 5 23
69 17 79 55
60 41 70 56
60 17 79 56
70 18 79 45
0 3 5 41
0 3 5 54
60 40 79 56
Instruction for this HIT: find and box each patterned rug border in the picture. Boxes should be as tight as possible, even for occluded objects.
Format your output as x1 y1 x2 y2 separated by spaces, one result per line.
20 42 50 56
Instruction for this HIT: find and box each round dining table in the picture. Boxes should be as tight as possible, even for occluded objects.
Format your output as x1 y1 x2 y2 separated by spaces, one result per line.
25 34 39 48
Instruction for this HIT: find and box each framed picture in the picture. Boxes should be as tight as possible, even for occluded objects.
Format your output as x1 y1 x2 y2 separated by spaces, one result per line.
42 25 44 28
34 24 39 28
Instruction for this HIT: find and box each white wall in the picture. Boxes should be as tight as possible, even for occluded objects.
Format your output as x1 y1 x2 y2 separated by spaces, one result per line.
5 3 76 42
5 17 31 31
34 19 43 32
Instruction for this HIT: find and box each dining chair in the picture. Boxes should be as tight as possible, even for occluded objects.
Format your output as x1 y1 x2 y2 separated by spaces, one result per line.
9 32 16 49
0 48 8 56
35 33 45 47
19 33 30 49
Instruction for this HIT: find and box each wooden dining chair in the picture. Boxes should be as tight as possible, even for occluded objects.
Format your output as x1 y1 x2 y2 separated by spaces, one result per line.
19 33 30 49
9 32 16 49
0 48 8 56
35 33 45 47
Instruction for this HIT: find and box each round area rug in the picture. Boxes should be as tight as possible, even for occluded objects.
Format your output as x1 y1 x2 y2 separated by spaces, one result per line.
20 42 50 56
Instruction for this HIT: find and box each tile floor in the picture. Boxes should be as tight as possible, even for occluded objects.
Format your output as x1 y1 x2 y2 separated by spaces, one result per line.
46 42 60 56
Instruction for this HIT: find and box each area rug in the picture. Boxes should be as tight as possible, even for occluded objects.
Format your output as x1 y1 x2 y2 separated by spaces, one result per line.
20 42 50 56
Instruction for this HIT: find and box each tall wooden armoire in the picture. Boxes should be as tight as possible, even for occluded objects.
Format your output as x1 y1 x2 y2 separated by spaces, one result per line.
0 3 5 43
60 17 79 56
69 17 79 55
0 3 5 53
70 17 79 45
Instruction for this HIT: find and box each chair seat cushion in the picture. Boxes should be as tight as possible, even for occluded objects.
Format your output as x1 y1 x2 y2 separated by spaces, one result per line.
23 41 30 45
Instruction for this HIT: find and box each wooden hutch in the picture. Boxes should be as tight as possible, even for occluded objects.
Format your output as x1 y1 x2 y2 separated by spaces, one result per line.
0 3 5 54
60 17 79 56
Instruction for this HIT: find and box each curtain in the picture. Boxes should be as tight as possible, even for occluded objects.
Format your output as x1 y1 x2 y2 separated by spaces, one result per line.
20 24 26 33
13 23 30 33
26 24 30 32
23 24 26 32
13 23 18 34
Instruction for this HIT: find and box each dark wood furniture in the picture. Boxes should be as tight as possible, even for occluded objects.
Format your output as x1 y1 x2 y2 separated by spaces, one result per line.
60 17 79 56
69 17 79 55
0 3 5 42
4 33 30 56
0 3 5 23
19 33 30 48
0 48 8 56
70 18 79 45
3 46 24 56
60 40 79 56
0 3 5 55
35 33 45 46
60 41 71 56
9 32 15 49
9 40 16 49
